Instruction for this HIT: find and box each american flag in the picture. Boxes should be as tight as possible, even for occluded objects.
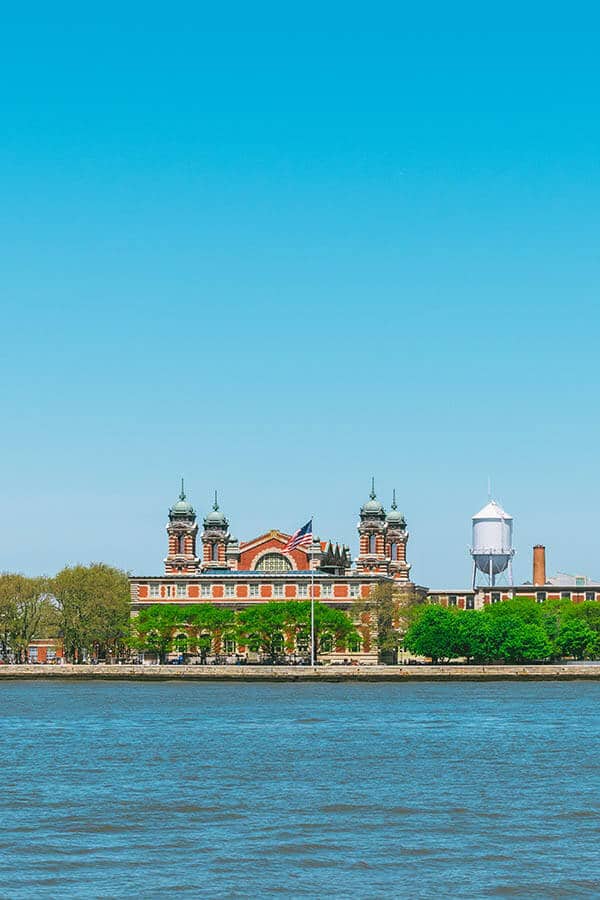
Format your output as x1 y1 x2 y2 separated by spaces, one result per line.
282 519 313 552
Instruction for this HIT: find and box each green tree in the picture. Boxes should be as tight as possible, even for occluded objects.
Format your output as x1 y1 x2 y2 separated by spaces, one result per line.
0 574 54 662
186 605 235 657
453 611 494 663
403 605 459 663
353 583 423 662
497 622 552 662
556 619 595 660
236 601 356 662
130 604 180 662
52 563 130 661
236 602 288 659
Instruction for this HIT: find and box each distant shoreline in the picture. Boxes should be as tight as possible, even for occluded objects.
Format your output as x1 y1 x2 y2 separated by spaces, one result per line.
1 663 600 682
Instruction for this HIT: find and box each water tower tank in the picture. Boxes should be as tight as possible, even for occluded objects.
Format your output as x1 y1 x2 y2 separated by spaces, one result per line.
470 500 515 588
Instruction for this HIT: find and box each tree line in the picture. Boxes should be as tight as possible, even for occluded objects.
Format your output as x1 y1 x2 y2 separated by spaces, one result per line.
0 573 421 664
0 564 130 662
403 597 600 663
131 600 360 662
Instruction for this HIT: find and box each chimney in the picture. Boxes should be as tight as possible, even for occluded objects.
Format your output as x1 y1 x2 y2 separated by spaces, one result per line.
533 545 546 586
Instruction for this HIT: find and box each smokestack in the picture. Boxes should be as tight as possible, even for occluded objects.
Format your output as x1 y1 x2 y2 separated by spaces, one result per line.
533 545 546 586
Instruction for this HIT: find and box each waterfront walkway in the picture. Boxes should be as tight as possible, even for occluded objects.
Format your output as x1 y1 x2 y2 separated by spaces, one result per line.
2 663 600 680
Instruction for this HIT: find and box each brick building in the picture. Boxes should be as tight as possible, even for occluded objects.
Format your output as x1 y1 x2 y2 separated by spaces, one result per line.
130 480 415 662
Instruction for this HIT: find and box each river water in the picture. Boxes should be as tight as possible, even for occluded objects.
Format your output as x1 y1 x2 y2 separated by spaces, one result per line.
1 680 599 898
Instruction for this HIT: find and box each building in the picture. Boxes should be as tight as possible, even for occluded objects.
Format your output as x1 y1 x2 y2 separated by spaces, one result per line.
428 545 600 609
130 480 417 662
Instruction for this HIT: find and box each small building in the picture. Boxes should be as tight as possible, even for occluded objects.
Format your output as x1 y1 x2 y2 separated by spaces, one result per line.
27 638 64 664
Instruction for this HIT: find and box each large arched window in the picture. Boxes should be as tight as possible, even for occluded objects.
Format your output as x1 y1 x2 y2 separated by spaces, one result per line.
254 553 292 573
369 534 376 554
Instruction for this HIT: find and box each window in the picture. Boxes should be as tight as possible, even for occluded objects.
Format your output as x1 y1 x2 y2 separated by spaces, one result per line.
178 534 185 554
320 634 333 653
249 584 259 598
536 591 546 604
347 635 362 653
298 584 308 598
576 577 586 587
561 592 571 600
321 583 332 598
491 592 500 604
390 542 398 560
150 584 160 598
255 553 292 573
173 633 188 653
211 542 219 561
349 584 359 598
272 633 284 653
201 584 211 598
449 595 457 607
466 596 475 610
29 647 38 662
225 584 235 598
166 585 175 598
586 592 595 602
297 632 309 652
223 635 236 653
369 535 376 554
273 584 284 598
176 584 187 599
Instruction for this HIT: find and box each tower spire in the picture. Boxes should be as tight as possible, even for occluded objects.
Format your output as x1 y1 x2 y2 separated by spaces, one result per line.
180 477 186 501
213 490 219 511
391 488 397 510
370 476 376 500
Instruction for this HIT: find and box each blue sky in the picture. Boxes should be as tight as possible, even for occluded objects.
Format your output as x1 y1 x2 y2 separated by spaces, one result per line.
1 6 599 586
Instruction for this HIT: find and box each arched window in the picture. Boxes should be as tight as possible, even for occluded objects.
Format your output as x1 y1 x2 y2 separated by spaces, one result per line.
178 534 186 554
369 535 376 554
255 553 292 573
212 542 219 561
272 633 284 653
390 542 398 560
173 633 188 654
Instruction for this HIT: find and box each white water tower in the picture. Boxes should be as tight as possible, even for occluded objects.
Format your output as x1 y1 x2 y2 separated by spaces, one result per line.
470 500 515 588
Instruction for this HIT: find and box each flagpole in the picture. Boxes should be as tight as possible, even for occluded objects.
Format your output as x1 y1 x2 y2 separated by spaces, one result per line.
310 516 315 667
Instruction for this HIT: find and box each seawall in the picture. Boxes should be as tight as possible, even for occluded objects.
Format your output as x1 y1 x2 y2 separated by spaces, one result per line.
1 663 600 681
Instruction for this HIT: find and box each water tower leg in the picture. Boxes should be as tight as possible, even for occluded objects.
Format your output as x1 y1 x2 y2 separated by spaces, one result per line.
508 558 513 588
472 560 477 591
489 557 494 587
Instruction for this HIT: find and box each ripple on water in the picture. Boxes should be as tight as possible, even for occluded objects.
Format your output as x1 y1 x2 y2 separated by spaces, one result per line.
1 680 600 899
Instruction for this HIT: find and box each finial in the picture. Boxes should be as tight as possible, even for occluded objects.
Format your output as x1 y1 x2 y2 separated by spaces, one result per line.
179 477 186 500
370 476 376 500
213 490 219 511
391 488 397 510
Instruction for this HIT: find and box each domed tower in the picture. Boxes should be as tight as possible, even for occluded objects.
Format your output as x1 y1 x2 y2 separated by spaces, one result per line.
357 478 388 573
165 479 200 575
386 489 411 582
201 491 230 570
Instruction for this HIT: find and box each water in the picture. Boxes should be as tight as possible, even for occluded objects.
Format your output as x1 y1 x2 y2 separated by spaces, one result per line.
1 681 599 898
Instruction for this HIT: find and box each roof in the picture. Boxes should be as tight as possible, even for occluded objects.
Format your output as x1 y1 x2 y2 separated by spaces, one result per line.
473 500 512 520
